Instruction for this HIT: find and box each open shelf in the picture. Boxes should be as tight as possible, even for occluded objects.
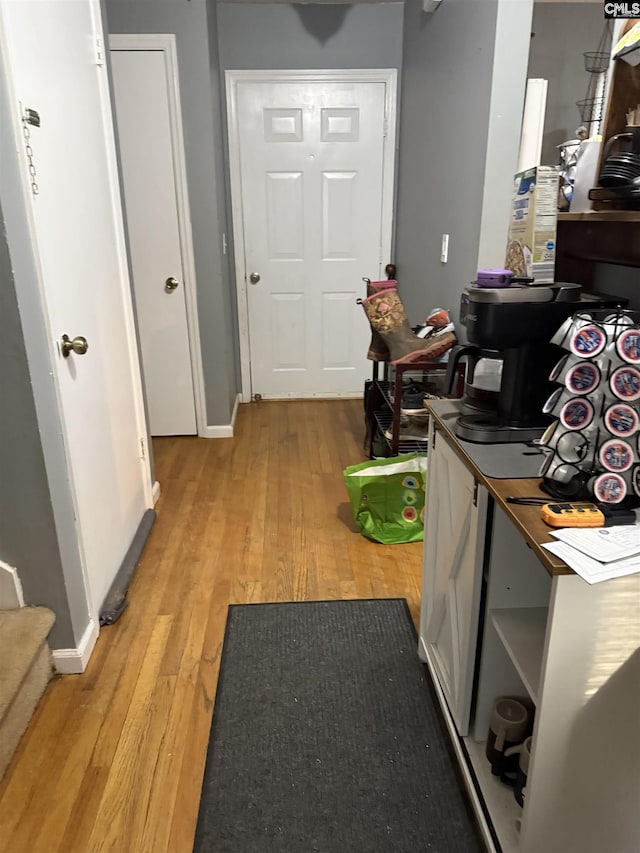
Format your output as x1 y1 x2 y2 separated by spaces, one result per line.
464 737 522 853
373 409 429 454
557 211 640 222
490 607 548 705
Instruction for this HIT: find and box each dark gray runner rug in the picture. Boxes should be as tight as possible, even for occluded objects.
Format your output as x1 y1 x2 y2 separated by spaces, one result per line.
193 599 483 852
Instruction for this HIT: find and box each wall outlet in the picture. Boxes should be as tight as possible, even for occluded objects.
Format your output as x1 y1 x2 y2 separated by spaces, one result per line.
440 233 449 264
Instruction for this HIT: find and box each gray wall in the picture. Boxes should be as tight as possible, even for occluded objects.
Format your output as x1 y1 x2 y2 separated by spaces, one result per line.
529 2 607 163
395 0 496 325
395 0 533 329
0 213 75 648
217 2 404 70
106 0 238 426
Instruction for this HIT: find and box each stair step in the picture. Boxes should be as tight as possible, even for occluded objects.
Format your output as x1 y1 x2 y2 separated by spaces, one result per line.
0 606 55 778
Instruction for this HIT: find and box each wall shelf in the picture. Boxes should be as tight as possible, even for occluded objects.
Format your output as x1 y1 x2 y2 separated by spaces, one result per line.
558 211 640 222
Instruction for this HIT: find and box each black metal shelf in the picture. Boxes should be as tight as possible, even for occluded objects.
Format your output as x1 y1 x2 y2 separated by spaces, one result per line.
373 410 429 455
365 359 458 459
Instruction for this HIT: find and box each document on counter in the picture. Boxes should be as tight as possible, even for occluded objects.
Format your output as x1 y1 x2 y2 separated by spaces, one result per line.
550 524 640 563
542 539 640 584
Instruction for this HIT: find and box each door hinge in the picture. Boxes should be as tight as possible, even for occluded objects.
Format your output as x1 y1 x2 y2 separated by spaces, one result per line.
473 481 478 507
383 116 389 138
140 437 146 460
95 36 105 67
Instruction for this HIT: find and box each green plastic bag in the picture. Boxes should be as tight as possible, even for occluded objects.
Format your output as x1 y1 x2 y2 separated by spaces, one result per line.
343 453 427 544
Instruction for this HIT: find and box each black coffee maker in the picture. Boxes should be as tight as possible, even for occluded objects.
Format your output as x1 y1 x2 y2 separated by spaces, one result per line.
445 282 586 443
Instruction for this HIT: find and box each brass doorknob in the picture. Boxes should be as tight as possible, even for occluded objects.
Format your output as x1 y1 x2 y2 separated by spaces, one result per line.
61 334 89 358
165 277 180 291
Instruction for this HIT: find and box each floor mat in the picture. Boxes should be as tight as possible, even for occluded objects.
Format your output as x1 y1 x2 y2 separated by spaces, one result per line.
193 599 483 852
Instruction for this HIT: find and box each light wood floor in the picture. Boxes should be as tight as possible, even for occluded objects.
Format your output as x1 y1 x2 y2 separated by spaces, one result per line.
0 400 424 852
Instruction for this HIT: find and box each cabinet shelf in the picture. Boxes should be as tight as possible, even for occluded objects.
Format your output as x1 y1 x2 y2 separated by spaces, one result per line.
489 607 548 704
463 737 522 853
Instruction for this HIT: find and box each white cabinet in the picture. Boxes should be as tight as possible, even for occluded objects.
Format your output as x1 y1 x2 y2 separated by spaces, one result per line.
471 512 640 853
419 414 640 853
419 422 489 735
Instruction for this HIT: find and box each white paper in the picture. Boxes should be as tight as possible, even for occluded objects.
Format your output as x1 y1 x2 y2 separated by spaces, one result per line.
543 541 640 585
550 524 640 563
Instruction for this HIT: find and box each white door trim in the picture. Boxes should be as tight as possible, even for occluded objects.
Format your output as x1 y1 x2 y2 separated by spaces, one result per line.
109 33 207 437
225 68 398 403
93 15 152 513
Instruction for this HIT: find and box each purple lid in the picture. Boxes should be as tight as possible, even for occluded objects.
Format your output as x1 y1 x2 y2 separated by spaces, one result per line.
476 269 513 288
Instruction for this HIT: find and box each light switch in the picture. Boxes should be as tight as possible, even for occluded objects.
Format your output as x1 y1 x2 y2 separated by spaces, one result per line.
441 233 449 264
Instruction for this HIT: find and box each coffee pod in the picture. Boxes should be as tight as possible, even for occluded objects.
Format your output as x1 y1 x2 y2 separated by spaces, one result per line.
539 451 554 478
609 366 640 402
591 472 627 504
604 403 639 438
564 361 601 395
616 328 640 365
542 386 564 416
550 316 575 348
604 312 634 330
539 420 558 448
556 430 590 464
632 465 640 498
570 323 607 359
546 460 581 485
599 438 634 473
548 353 569 383
559 397 595 431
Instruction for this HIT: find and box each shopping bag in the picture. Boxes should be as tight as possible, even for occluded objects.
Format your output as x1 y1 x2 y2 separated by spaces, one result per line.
343 453 427 544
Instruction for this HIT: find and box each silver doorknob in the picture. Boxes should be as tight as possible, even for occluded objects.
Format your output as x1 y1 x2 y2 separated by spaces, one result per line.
249 272 261 284
165 277 180 291
61 334 89 358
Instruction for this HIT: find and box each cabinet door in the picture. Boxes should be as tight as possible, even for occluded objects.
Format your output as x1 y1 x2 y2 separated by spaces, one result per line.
419 427 488 735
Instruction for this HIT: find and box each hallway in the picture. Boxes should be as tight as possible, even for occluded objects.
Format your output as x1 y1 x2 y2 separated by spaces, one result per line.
0 399 423 852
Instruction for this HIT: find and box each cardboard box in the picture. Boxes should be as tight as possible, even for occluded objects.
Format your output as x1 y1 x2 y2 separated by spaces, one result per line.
505 166 559 283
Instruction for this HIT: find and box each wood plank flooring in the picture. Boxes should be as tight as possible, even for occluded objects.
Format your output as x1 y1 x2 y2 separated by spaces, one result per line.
0 400 424 852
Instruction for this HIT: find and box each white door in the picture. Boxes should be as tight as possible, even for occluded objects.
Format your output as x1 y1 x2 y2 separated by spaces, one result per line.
0 0 152 617
110 41 198 436
228 71 396 399
419 426 488 735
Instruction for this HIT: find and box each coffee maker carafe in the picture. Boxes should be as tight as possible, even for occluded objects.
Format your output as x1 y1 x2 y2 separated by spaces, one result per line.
446 282 583 443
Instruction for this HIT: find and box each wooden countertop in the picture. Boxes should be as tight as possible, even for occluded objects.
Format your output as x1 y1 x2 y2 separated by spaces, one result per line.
428 404 572 577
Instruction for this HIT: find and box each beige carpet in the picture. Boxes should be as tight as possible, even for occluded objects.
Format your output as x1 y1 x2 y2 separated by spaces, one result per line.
0 607 55 778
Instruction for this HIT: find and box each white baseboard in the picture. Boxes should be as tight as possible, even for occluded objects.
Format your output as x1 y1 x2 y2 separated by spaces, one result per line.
152 480 161 505
200 394 242 438
0 560 25 609
51 618 99 674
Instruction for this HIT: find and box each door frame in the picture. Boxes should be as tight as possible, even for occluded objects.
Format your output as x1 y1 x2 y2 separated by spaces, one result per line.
225 68 398 403
109 33 207 436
